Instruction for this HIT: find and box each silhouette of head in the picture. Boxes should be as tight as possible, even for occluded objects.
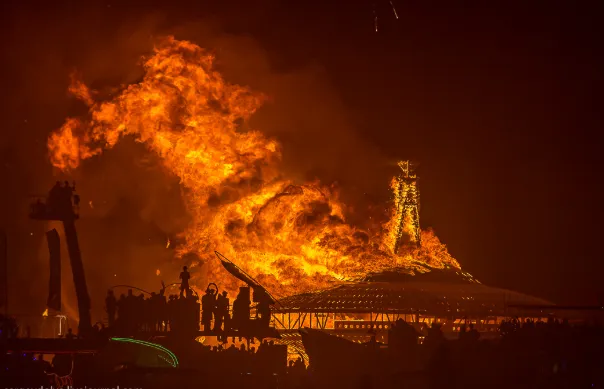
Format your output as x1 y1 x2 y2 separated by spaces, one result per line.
222 291 227 297
183 266 187 271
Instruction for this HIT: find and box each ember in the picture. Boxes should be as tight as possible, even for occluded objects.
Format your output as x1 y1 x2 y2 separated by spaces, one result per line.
47 37 460 297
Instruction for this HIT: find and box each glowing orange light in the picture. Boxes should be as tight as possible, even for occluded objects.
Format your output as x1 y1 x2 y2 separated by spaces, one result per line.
47 37 462 297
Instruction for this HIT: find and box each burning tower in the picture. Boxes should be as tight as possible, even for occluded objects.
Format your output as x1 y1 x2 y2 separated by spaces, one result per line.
388 160 421 254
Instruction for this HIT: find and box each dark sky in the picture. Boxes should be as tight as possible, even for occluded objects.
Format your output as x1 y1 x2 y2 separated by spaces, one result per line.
1 0 602 316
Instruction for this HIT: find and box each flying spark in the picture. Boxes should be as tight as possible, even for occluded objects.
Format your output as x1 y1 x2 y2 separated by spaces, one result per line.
389 1 399 19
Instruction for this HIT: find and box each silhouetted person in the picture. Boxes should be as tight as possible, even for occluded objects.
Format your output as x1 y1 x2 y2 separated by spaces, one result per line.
294 357 305 375
424 322 445 355
255 288 272 328
116 293 126 327
232 287 251 333
63 181 72 195
61 181 74 214
135 294 146 331
201 289 216 332
105 290 117 327
368 334 377 348
169 294 180 332
149 289 166 331
459 322 467 341
179 266 190 298
32 199 44 216
123 289 135 332
467 323 480 342
157 288 167 331
37 354 51 372
214 291 229 331
65 328 75 340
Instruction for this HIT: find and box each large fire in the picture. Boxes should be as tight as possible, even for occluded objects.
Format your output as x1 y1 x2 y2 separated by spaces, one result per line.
47 37 460 297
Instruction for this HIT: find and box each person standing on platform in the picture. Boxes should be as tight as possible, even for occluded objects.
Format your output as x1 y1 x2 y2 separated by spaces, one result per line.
179 266 191 298
105 290 117 327
201 288 216 332
214 291 230 331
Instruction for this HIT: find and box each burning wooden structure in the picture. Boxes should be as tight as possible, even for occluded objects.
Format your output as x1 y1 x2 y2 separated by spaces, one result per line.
271 268 553 357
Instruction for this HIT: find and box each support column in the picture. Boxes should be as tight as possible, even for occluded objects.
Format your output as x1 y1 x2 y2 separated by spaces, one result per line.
0 230 7 314
63 220 92 334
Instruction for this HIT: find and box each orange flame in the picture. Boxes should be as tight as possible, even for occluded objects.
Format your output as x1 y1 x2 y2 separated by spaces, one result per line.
48 37 461 297
68 72 94 107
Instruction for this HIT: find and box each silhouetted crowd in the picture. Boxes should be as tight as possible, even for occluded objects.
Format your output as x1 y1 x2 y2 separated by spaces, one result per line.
200 340 288 376
106 286 201 335
3 311 604 388
314 317 604 389
106 269 275 338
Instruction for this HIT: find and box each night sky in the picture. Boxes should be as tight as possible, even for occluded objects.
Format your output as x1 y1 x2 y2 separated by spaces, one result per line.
1 0 602 316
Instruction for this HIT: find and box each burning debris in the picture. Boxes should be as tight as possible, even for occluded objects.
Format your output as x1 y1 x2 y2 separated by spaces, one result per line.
47 37 460 298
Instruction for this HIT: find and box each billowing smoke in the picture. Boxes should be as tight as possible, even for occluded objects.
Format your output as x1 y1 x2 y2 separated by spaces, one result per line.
5 13 434 323
47 33 459 309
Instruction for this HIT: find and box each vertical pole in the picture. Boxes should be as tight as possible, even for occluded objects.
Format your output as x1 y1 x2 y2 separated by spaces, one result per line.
46 229 61 312
62 220 92 335
0 230 7 314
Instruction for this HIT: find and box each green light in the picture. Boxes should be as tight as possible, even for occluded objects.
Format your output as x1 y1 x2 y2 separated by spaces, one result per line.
110 337 179 367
